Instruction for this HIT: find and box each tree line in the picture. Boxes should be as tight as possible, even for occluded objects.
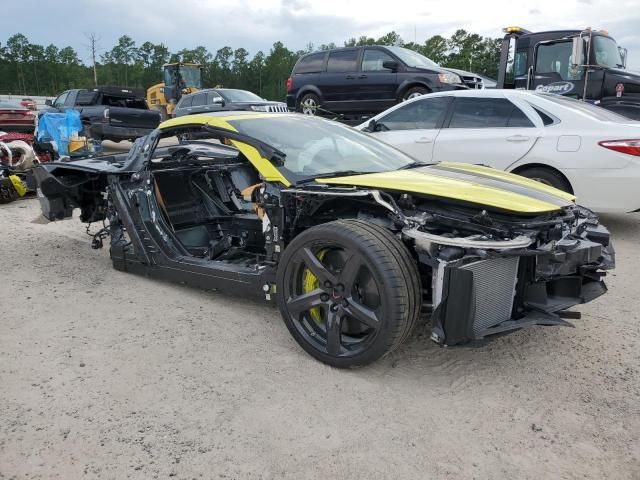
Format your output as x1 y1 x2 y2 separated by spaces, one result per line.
0 30 501 100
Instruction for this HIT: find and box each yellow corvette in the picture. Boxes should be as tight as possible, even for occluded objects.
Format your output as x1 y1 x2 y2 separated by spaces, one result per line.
34 112 614 367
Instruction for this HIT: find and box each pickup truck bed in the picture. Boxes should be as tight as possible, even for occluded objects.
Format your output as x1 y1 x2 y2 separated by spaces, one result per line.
44 87 160 142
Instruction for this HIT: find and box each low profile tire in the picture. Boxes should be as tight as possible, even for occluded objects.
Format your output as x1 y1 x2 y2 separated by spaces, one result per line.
297 93 321 115
516 166 572 193
402 86 428 101
276 219 421 368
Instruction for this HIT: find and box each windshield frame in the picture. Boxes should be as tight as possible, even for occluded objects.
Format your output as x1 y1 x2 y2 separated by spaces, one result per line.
385 46 440 69
226 115 419 184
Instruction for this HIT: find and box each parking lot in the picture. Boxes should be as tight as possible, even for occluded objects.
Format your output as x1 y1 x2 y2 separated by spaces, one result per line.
1 197 638 479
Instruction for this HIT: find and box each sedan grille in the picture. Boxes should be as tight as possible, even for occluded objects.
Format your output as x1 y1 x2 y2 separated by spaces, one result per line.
461 257 520 335
266 105 289 113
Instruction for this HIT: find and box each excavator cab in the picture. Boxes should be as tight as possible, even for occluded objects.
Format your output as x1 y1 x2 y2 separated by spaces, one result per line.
147 63 203 120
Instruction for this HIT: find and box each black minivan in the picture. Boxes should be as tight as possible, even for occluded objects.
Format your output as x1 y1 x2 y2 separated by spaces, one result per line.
286 45 468 116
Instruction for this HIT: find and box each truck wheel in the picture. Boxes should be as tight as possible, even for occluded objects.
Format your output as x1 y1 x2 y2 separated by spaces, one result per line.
276 219 421 368
297 93 321 115
516 166 572 193
402 86 428 101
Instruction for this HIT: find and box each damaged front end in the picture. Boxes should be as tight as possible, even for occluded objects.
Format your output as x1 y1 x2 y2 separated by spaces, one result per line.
400 200 615 345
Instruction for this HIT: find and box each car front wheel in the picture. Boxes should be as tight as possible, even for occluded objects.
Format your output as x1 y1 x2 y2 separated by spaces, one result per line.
276 220 421 368
402 86 428 101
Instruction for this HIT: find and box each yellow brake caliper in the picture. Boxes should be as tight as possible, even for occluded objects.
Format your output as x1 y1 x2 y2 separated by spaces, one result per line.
302 249 327 324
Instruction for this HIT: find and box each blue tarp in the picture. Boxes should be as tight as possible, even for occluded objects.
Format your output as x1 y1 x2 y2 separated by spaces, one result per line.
37 110 82 156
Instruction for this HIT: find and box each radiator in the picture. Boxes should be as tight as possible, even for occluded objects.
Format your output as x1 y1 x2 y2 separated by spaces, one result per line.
461 257 520 335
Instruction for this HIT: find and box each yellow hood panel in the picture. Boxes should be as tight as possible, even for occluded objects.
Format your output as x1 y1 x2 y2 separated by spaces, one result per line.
318 162 575 214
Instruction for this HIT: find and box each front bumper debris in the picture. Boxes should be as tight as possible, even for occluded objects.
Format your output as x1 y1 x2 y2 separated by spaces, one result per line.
407 213 615 345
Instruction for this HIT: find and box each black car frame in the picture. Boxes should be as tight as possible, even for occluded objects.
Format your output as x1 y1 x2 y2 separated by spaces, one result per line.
33 112 614 367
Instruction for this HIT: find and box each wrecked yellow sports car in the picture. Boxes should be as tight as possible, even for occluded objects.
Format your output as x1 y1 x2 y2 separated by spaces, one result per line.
33 113 614 367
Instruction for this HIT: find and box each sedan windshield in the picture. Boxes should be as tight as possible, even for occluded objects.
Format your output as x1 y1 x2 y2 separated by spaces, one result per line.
219 89 264 103
385 46 439 68
227 115 416 181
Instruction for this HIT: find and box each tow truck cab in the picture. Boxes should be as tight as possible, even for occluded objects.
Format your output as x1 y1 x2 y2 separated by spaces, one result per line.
497 26 640 120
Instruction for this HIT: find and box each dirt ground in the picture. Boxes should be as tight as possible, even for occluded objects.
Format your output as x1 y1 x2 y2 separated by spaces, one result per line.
1 197 639 480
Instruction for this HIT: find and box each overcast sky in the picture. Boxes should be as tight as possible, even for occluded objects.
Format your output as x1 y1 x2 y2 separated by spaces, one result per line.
3 0 640 69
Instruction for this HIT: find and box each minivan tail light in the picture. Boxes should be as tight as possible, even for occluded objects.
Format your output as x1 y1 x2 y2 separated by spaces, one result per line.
286 77 292 92
598 139 640 157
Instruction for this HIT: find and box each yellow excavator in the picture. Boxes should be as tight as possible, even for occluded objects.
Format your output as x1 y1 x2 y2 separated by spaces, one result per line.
146 63 203 120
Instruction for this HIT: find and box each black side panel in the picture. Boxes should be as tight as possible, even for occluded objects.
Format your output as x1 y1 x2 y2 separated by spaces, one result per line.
440 267 476 345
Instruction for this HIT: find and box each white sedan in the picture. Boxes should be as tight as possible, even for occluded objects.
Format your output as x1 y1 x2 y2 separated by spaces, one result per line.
356 89 640 212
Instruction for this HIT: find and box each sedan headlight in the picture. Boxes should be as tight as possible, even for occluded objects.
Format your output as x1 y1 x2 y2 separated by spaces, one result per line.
250 105 269 112
438 72 462 84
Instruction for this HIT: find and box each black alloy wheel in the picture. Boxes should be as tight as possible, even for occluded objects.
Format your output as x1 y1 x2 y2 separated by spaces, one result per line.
276 220 421 368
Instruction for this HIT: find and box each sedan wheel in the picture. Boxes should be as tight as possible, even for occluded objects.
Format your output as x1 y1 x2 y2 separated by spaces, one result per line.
276 220 421 368
517 166 572 193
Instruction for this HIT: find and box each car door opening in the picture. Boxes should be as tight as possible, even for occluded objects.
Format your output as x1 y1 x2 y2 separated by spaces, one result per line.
149 141 266 264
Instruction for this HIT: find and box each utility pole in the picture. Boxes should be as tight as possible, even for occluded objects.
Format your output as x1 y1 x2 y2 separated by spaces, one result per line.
85 33 100 86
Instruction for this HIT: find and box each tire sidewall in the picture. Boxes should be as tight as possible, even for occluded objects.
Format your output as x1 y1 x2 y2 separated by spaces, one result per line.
276 223 402 367
297 93 320 115
402 86 428 102
518 167 571 193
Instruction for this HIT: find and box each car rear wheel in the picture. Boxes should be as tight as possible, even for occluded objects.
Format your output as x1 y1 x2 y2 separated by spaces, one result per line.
402 86 428 101
276 219 421 368
517 166 572 193
298 93 321 115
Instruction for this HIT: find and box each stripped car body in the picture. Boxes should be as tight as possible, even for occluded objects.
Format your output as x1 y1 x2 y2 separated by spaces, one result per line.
33 112 614 367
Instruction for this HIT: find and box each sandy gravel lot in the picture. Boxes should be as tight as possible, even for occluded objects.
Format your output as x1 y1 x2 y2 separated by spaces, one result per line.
1 198 639 479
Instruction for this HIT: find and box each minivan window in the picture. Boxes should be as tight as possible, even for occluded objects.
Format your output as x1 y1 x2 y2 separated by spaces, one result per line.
327 50 359 73
448 98 533 128
362 49 396 71
385 46 439 68
379 97 451 130
295 52 326 74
